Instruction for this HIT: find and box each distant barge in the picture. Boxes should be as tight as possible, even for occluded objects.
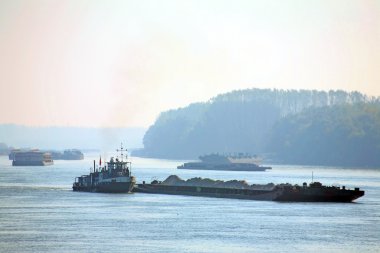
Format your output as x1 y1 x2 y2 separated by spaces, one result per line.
51 149 84 160
178 154 271 172
11 150 53 166
134 175 365 202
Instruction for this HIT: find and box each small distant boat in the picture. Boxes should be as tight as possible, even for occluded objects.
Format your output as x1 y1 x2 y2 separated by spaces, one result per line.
11 150 54 166
72 144 135 193
177 153 271 171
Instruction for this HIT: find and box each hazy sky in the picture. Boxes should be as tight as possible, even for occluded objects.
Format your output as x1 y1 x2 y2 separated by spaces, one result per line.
0 0 379 127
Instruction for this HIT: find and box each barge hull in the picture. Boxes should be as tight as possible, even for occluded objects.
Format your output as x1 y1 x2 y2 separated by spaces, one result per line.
177 167 268 171
274 189 364 202
134 184 364 202
12 161 54 166
134 184 282 201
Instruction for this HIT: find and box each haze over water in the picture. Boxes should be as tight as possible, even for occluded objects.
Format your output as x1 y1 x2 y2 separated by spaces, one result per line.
1 0 379 128
1 1 380 252
1 153 379 253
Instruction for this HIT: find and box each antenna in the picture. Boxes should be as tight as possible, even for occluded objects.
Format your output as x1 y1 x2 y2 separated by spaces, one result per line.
116 142 127 162
116 142 123 161
312 171 314 183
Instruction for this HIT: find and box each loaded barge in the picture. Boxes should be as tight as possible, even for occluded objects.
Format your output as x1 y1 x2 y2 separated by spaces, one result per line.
134 175 364 202
11 150 53 166
178 154 271 171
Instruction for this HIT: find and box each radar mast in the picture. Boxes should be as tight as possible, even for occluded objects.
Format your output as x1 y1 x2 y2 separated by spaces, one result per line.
116 142 128 162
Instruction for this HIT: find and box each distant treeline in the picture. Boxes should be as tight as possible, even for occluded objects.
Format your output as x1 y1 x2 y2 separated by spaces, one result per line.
134 88 380 167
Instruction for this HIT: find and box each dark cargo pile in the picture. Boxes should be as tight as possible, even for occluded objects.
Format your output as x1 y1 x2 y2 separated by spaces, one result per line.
161 175 276 190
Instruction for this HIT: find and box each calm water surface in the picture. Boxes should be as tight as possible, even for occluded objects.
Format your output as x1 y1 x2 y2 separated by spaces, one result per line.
0 153 379 253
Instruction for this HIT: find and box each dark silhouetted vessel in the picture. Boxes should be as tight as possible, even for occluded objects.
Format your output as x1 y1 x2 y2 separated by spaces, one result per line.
51 149 84 160
11 150 54 166
134 175 364 202
72 144 135 193
178 153 271 171
10 149 84 160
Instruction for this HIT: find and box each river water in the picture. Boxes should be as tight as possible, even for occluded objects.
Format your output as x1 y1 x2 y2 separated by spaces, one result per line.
1 153 379 253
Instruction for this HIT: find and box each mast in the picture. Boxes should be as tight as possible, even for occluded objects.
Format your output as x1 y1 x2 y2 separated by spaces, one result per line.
116 142 128 162
116 142 124 162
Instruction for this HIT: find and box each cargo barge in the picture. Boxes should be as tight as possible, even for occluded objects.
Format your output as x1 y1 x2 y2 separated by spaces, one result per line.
11 150 53 166
178 154 271 171
133 175 364 202
51 149 84 160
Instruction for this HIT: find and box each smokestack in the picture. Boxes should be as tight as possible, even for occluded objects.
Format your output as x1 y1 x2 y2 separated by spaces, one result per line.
93 160 95 173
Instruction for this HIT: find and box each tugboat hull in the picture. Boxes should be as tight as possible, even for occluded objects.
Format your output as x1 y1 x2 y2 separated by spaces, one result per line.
73 181 135 193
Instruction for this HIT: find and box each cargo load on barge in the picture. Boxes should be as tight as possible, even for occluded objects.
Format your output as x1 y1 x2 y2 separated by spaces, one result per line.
134 175 364 202
72 144 135 193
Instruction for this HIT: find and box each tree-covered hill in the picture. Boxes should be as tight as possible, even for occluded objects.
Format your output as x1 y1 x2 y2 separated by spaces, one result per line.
267 103 380 166
134 88 380 166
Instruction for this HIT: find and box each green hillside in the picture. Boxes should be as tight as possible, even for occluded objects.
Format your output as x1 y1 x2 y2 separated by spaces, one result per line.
134 88 380 166
268 103 380 166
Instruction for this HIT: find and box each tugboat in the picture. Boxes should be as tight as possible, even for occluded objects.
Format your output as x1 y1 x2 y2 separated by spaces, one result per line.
72 144 135 193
